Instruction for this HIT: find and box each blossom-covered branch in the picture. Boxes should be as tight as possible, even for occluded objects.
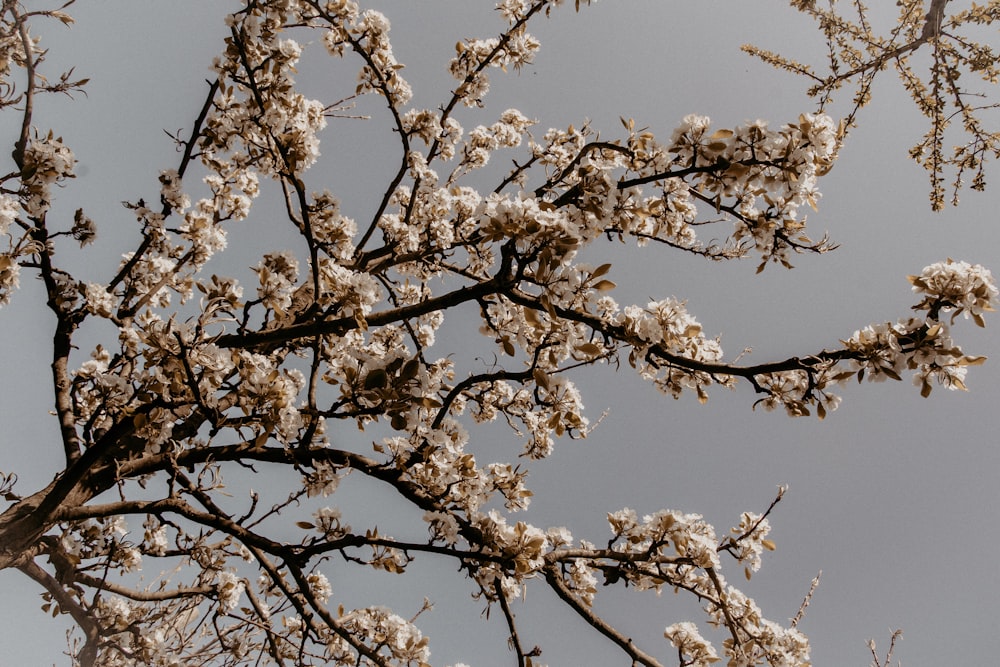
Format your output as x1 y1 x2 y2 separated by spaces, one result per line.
0 1 996 666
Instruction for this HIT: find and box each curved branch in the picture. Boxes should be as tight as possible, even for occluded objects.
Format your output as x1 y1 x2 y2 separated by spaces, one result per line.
18 559 101 665
55 495 292 562
501 287 858 385
543 563 664 667
616 156 784 191
216 271 510 351
73 571 213 604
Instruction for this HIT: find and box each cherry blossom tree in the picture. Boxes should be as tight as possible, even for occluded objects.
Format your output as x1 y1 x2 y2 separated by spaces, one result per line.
0 1 997 666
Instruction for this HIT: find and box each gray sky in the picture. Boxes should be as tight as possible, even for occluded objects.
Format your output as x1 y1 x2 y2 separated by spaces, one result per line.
2 2 999 665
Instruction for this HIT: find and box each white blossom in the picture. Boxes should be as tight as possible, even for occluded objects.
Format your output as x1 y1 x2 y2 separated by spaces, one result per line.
84 283 116 318
0 194 18 235
216 571 245 614
0 254 20 306
664 621 720 666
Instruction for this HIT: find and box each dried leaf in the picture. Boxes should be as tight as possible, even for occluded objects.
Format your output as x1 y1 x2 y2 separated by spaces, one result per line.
533 369 550 390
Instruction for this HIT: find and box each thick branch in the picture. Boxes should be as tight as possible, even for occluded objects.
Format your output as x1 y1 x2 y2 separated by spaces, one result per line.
73 570 213 603
216 272 509 350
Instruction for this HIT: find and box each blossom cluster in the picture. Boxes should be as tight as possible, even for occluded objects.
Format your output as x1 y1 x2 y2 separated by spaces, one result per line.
619 112 840 266
664 622 720 667
21 134 76 218
450 27 541 107
0 134 77 305
909 258 998 324
617 297 730 401
607 507 721 570
0 253 19 306
57 516 142 575
460 108 535 171
208 5 329 176
325 607 430 665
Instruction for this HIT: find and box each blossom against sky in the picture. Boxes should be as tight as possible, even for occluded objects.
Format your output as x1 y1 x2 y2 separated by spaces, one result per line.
1 2 999 666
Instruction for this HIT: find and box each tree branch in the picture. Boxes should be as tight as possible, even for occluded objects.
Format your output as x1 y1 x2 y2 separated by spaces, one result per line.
18 559 101 665
543 564 664 667
216 272 510 350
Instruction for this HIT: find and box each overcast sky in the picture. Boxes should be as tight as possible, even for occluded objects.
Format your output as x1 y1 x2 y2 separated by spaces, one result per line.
2 2 999 666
